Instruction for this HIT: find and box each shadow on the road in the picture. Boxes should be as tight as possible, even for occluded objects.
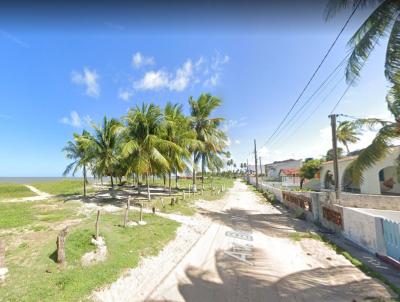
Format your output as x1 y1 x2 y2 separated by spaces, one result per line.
147 248 393 302
198 206 314 238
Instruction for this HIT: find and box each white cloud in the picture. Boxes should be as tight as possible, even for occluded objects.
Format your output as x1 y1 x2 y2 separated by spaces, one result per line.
168 60 193 91
132 52 229 92
118 89 133 101
222 118 247 132
204 52 230 87
0 30 30 48
234 139 241 144
60 111 82 128
71 67 100 98
134 59 193 92
134 70 169 90
132 52 155 68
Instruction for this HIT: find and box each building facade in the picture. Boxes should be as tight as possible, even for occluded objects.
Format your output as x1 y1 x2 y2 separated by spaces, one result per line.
320 146 400 195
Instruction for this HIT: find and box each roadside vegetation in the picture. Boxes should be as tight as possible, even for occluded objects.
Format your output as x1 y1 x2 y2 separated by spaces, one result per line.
0 206 179 302
0 183 36 201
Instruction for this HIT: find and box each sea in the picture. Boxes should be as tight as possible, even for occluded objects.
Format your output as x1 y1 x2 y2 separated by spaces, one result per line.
0 177 93 184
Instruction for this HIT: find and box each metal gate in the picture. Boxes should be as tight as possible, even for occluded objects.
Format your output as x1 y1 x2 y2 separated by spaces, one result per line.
383 219 400 261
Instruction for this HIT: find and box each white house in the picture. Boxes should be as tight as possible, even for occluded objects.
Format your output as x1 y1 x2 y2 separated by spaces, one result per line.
265 159 302 181
320 146 400 195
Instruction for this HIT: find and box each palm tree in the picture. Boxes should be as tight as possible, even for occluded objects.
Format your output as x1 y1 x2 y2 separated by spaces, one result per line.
163 102 200 194
122 103 181 200
337 121 360 153
189 93 227 190
325 1 400 88
89 116 122 188
62 131 92 197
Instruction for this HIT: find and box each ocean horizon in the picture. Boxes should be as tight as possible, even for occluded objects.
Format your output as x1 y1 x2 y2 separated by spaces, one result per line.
0 177 92 184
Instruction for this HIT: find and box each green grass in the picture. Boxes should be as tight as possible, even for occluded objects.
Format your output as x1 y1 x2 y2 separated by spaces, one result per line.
0 212 179 302
150 177 235 216
0 200 80 229
288 231 322 242
30 180 94 196
0 183 36 201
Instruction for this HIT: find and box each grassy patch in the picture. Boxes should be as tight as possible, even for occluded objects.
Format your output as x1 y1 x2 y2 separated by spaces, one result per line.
0 212 179 302
0 183 36 201
288 231 322 242
150 177 234 216
0 200 80 229
30 180 94 196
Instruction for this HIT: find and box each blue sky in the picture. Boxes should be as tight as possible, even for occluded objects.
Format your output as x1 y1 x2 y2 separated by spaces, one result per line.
0 1 393 176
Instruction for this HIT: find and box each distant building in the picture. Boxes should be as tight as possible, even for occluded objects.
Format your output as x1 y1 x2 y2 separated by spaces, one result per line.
280 168 301 187
264 159 302 181
320 146 400 195
247 164 265 175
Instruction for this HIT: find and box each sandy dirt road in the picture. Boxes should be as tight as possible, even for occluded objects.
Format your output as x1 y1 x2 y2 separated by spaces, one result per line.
145 180 394 302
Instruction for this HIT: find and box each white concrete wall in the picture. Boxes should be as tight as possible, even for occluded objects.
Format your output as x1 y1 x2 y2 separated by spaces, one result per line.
343 207 386 255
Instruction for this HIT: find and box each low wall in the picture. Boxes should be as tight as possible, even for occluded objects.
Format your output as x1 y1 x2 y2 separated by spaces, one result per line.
343 207 386 255
247 177 391 256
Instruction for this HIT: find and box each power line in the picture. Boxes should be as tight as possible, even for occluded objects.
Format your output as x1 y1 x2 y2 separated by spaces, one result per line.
260 0 361 150
267 55 348 147
275 74 346 146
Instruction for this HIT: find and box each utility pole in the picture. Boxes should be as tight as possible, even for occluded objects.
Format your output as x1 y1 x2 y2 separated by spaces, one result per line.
259 156 262 176
329 114 340 200
246 159 249 174
254 139 259 188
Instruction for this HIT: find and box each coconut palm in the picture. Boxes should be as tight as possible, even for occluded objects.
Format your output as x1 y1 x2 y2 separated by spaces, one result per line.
122 103 181 200
337 121 361 153
189 93 227 190
88 116 122 188
163 102 200 193
62 130 92 197
325 1 400 87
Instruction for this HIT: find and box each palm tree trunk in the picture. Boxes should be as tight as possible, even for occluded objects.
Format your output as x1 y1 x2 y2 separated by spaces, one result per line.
344 143 350 154
201 154 205 190
83 164 87 198
175 170 179 189
110 176 114 188
146 173 151 201
138 174 141 195
192 153 196 191
168 171 172 195
163 175 166 191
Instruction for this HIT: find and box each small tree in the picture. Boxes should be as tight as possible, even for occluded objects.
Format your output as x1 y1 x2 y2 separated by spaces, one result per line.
325 148 344 161
299 159 321 189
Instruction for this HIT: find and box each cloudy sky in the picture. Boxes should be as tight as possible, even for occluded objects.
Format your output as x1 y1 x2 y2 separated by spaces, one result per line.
0 1 393 176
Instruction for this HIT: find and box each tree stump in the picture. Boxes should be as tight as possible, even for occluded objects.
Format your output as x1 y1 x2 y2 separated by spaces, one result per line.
56 227 69 265
170 197 175 206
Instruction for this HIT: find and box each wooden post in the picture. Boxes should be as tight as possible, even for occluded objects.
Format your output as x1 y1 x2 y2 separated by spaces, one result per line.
95 210 100 240
161 198 165 208
170 197 175 206
124 198 130 227
329 114 341 201
152 206 156 214
139 204 143 222
0 240 5 268
56 227 68 264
